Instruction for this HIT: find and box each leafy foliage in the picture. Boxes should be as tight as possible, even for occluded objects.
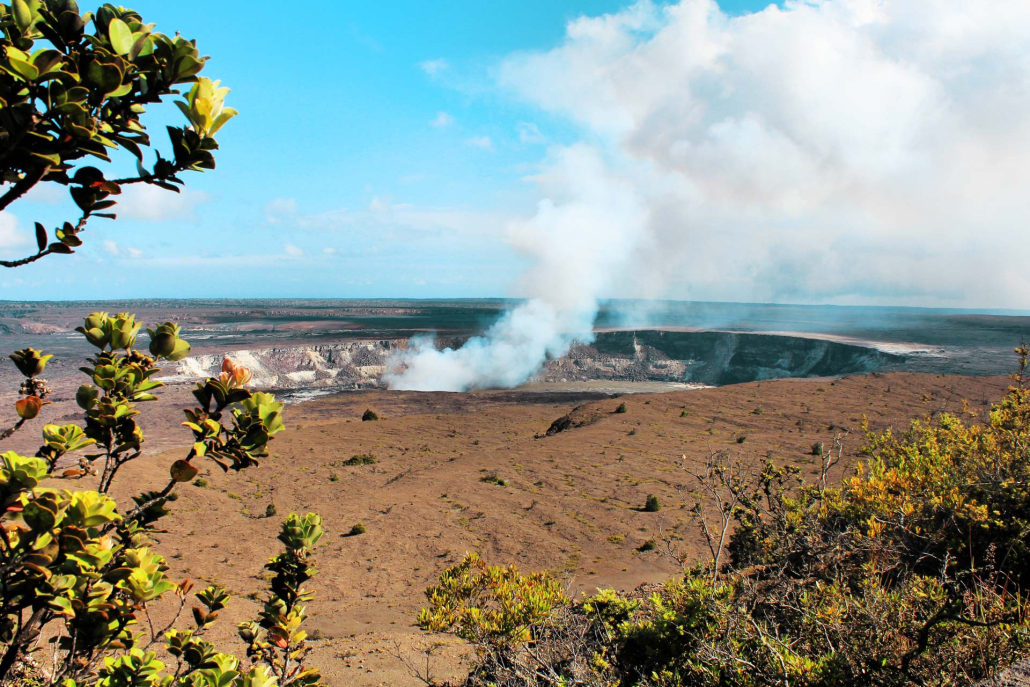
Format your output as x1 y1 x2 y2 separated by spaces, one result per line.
418 552 568 650
0 0 236 267
0 316 323 687
418 553 612 686
238 513 324 687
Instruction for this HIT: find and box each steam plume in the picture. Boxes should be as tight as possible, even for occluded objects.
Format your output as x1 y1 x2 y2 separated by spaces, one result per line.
386 147 647 391
391 0 1030 391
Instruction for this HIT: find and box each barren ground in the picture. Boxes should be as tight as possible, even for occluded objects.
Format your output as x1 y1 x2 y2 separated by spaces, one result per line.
6 372 1013 686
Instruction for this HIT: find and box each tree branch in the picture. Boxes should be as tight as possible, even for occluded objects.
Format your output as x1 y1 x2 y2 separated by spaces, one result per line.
0 166 48 213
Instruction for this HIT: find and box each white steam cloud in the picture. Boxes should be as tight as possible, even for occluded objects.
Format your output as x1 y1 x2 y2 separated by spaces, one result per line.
390 0 1030 391
386 147 647 391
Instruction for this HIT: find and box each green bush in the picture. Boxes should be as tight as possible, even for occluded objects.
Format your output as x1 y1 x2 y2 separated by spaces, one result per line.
644 494 661 512
362 409 379 421
615 402 628 414
343 453 376 466
348 522 366 536
0 313 326 686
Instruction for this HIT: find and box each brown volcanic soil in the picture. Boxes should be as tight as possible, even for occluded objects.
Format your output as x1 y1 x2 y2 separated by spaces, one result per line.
7 373 1012 685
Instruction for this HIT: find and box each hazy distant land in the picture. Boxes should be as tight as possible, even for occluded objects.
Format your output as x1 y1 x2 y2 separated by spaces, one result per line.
0 299 1027 394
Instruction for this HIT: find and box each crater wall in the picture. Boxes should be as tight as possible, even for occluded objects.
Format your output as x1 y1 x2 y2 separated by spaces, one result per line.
168 330 904 392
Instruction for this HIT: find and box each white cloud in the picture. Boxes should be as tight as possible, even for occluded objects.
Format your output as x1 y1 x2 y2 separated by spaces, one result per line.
116 185 210 222
0 212 28 251
465 135 495 152
322 247 336 255
127 247 143 259
269 196 511 249
517 122 546 144
431 111 456 128
103 240 119 256
498 0 1030 308
284 243 304 258
419 58 449 76
264 197 299 224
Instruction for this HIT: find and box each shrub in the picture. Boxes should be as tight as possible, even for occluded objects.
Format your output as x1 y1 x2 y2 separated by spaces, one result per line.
348 522 366 536
416 553 611 685
481 470 506 487
615 402 628 414
265 502 277 518
343 453 376 466
644 494 661 512
419 552 568 646
637 539 657 552
811 441 824 456
0 313 326 685
362 409 379 421
194 477 209 488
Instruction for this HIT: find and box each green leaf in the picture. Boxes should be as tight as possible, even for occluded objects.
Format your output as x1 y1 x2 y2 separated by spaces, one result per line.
128 33 151 60
12 0 32 31
108 18 133 55
31 50 63 75
29 151 60 166
109 82 132 98
209 108 238 136
170 460 199 483
0 56 40 82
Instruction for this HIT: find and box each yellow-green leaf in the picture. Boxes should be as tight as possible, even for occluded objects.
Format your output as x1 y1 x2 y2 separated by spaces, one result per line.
108 18 134 56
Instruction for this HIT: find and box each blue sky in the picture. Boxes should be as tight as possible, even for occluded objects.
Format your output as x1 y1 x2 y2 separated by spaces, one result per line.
3 0 1026 310
0 0 771 301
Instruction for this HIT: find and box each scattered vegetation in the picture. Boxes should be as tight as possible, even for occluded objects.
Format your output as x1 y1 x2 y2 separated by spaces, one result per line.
343 453 377 466
480 471 507 487
417 351 1030 687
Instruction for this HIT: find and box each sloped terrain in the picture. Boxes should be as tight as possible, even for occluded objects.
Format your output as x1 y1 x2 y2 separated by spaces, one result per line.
59 372 1006 686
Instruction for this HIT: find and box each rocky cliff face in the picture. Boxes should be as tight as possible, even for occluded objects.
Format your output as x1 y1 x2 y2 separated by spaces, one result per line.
549 331 903 386
166 340 405 390
167 330 903 392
